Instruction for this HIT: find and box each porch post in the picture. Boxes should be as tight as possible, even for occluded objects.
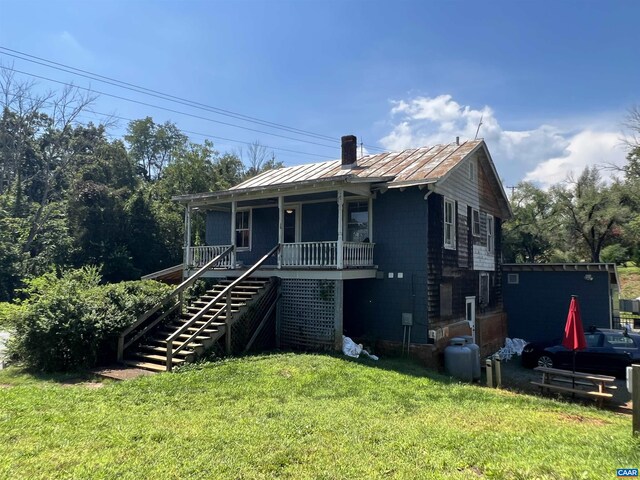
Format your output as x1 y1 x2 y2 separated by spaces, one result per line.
183 204 191 276
368 195 373 242
337 188 344 269
230 200 237 268
278 196 284 269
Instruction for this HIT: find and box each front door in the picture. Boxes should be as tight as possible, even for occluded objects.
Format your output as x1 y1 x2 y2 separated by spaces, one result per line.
466 296 476 343
283 206 299 243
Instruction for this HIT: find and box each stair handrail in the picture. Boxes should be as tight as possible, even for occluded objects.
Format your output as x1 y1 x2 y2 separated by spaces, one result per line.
166 244 280 370
118 246 234 361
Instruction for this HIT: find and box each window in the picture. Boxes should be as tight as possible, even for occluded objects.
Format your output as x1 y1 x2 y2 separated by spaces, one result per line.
346 201 369 242
235 210 251 250
472 208 480 236
605 334 635 349
507 273 519 285
479 272 490 306
440 284 453 317
444 198 456 249
486 214 494 253
469 161 476 181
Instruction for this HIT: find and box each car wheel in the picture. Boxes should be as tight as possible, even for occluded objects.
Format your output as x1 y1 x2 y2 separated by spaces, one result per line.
537 355 554 368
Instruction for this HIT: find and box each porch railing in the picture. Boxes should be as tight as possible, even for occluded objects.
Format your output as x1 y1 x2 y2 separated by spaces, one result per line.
189 242 375 269
281 241 338 267
190 245 234 268
343 241 375 267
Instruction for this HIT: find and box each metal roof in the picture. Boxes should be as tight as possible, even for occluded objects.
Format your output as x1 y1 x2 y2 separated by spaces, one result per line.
230 139 482 191
173 139 495 205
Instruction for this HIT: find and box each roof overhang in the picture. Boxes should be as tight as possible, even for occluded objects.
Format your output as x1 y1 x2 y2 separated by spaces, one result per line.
172 175 394 207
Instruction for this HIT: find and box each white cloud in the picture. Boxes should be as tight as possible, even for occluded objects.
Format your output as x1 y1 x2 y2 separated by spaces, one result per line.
379 95 626 187
524 130 625 186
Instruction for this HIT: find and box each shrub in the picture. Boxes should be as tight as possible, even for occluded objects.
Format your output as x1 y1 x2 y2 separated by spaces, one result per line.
0 302 25 330
9 267 171 371
600 244 629 265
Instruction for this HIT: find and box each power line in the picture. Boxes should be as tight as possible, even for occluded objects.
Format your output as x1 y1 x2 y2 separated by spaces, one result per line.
81 109 333 160
0 47 337 142
3 92 333 161
6 67 342 150
0 47 388 153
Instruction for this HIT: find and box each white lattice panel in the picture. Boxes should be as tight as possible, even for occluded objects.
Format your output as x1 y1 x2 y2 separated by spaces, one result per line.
280 279 337 350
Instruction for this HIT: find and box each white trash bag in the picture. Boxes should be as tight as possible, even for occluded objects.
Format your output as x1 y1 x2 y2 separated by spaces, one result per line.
342 335 379 361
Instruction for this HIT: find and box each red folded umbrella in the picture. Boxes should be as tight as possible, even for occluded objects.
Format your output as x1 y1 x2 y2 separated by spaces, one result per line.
562 295 587 382
562 295 587 351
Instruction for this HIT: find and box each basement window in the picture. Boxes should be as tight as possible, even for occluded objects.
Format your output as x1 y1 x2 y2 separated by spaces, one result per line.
479 272 490 306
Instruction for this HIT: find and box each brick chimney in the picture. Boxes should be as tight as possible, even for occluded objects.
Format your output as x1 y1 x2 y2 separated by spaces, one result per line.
341 135 357 168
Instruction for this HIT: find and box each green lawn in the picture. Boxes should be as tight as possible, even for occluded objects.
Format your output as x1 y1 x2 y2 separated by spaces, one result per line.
618 266 640 299
0 353 638 479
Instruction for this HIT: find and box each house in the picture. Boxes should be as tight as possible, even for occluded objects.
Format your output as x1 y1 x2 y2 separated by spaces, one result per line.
171 136 512 362
502 263 620 343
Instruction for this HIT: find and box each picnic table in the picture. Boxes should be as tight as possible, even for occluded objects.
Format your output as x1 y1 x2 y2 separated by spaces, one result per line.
531 366 617 407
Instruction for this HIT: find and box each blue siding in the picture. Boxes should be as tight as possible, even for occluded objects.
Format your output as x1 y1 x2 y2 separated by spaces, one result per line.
205 208 278 264
206 210 230 245
344 188 428 343
301 202 337 241
503 270 611 342
239 207 278 264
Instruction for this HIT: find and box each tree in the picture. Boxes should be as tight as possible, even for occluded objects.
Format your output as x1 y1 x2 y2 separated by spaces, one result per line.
552 167 629 262
237 140 283 179
124 117 187 181
502 182 556 262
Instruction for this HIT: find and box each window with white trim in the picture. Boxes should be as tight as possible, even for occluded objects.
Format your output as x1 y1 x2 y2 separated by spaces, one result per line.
472 208 480 236
486 214 494 253
346 201 369 242
235 210 251 250
444 198 456 249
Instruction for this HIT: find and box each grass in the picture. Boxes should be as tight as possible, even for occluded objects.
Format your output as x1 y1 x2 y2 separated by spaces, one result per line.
0 353 638 479
618 266 640 299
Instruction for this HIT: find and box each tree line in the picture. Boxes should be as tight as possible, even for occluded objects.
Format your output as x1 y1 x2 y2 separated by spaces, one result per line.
503 108 640 265
0 68 281 301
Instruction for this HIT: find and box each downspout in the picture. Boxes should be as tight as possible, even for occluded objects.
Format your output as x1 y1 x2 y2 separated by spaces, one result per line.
423 186 433 342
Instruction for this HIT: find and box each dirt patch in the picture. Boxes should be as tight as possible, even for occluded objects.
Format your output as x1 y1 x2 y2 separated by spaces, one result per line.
92 365 155 381
61 382 105 389
557 413 610 426
457 466 484 477
0 383 13 388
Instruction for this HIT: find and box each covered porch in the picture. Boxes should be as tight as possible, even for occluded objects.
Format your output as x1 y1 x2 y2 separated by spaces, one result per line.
179 180 379 278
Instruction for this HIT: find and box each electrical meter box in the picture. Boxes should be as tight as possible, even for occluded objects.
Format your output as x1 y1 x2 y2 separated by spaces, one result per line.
401 313 413 326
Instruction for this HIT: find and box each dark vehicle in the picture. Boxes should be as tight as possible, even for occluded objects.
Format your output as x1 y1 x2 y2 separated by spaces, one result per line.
521 328 640 377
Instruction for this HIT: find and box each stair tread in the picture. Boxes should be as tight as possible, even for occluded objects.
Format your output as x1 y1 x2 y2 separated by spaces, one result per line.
133 353 186 363
138 345 196 356
122 360 166 372
147 339 204 348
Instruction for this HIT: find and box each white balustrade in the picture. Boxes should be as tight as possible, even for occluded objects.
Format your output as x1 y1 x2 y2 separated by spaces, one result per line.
343 241 375 267
191 242 374 269
189 245 233 268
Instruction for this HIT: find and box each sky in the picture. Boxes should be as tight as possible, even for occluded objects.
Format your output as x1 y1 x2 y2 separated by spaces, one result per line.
0 0 638 187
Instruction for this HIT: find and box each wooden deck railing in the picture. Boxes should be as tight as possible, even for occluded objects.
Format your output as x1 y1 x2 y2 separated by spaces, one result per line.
117 246 234 362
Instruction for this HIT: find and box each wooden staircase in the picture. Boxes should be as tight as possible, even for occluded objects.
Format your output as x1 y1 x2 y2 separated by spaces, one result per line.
122 279 272 372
